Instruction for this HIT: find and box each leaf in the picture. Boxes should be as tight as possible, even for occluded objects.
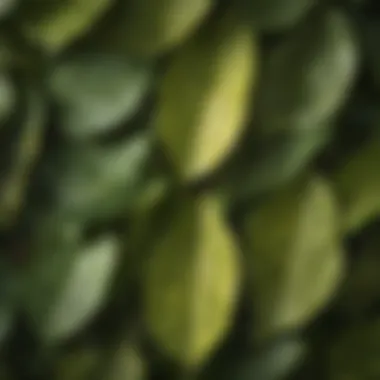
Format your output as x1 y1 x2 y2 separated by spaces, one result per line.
329 319 380 380
220 125 331 203
93 0 214 58
238 0 315 32
256 8 359 135
155 9 258 181
143 192 241 368
49 54 152 140
331 139 380 233
22 224 121 342
244 175 344 340
38 131 154 224
19 0 115 54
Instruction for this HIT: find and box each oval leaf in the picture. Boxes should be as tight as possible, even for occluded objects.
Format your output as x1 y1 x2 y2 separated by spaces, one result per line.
155 9 258 181
49 54 152 140
23 226 121 342
244 175 344 340
143 193 241 367
38 131 154 224
256 8 359 135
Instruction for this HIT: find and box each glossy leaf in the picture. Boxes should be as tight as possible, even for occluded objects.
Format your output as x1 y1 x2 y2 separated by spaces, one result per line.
244 175 344 340
256 8 359 135
143 193 241 367
49 54 152 140
155 9 258 181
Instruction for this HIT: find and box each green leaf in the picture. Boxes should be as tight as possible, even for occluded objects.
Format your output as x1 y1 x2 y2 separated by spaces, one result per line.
329 319 380 380
143 192 241 368
220 125 331 203
22 223 121 342
244 175 344 340
331 139 380 233
40 131 154 224
49 54 152 140
256 8 359 135
92 0 214 58
155 9 258 181
238 0 315 32
19 0 115 54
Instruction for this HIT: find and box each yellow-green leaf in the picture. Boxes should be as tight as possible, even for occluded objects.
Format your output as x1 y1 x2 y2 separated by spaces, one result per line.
143 193 241 368
155 9 258 181
244 175 344 340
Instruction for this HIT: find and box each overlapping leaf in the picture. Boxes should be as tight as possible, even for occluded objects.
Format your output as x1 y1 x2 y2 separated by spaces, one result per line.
22 221 121 342
155 9 258 181
143 193 241 367
49 54 153 140
256 8 359 135
244 175 344 340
